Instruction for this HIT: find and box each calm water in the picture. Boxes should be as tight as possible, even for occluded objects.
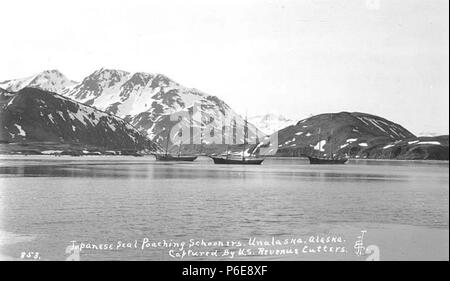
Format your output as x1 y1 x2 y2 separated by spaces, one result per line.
0 156 448 260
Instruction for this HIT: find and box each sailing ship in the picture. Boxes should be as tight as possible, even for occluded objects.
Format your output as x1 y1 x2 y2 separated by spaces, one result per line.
210 116 265 165
154 152 197 162
154 130 197 162
211 156 264 165
307 117 348 165
307 156 347 164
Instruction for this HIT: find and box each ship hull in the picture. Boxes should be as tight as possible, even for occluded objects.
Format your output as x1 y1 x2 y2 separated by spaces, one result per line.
210 156 264 165
307 156 348 164
154 154 197 162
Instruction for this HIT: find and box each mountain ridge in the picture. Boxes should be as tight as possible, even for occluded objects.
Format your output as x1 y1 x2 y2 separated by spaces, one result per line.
0 87 159 153
0 70 78 94
274 111 448 160
1 69 263 147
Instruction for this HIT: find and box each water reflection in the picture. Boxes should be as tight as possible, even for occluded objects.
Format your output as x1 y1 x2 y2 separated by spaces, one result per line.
0 165 148 178
0 157 418 183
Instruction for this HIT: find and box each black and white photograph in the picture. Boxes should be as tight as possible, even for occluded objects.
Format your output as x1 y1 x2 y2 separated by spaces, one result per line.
0 0 448 267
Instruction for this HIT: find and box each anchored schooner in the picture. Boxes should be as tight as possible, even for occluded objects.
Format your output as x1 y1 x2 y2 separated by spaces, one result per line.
154 129 197 162
210 116 264 165
307 115 348 164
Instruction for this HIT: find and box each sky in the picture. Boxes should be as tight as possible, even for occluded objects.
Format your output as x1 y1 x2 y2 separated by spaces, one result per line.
0 0 448 135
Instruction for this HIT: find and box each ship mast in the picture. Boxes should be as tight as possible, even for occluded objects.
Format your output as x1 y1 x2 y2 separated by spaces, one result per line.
226 119 232 160
330 113 333 160
243 113 248 161
178 141 182 157
165 128 170 156
318 127 322 156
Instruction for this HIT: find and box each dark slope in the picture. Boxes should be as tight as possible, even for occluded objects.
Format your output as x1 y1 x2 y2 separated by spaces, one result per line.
0 88 159 153
274 112 448 160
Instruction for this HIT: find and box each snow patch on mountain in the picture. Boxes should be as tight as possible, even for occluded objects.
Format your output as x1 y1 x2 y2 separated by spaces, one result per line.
313 140 326 151
14 124 26 136
418 141 441 145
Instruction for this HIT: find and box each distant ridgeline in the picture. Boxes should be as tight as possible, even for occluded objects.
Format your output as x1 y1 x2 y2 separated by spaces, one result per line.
275 112 448 160
0 69 448 160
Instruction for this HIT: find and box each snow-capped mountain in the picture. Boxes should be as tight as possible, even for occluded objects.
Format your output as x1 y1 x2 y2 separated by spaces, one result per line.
0 87 159 152
0 70 78 94
276 112 415 153
249 113 294 135
2 69 263 146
